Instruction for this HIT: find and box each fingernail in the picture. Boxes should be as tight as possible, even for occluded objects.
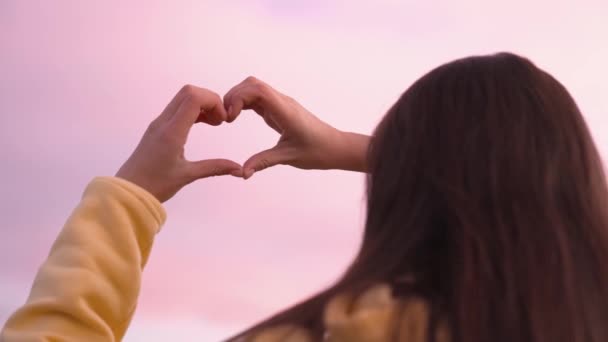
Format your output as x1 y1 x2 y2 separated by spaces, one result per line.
230 169 243 177
227 105 233 120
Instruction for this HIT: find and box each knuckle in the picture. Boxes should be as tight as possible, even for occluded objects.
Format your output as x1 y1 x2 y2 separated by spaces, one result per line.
147 119 161 132
245 76 273 99
255 82 271 98
179 84 197 97
284 95 296 104
245 75 259 84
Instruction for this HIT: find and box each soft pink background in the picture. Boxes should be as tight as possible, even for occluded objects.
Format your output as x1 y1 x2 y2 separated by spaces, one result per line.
1 0 607 340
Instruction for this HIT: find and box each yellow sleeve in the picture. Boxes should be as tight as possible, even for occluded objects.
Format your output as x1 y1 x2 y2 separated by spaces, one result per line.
0 176 167 342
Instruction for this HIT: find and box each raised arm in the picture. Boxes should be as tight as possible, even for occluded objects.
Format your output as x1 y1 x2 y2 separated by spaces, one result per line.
223 76 371 178
1 177 166 342
1 85 241 341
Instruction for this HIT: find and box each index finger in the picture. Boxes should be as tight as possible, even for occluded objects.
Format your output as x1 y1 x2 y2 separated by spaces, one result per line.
223 77 285 123
169 85 227 135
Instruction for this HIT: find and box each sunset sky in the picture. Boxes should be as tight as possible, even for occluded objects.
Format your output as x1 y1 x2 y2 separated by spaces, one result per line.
1 0 607 340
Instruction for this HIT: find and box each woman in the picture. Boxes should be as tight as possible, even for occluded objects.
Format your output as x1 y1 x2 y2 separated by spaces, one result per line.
2 52 608 342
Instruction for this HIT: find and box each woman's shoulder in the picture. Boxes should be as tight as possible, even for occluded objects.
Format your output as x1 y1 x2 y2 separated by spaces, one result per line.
245 283 450 342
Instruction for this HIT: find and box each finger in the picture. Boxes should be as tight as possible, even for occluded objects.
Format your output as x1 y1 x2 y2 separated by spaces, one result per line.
242 147 289 179
224 77 286 124
169 86 227 136
225 90 246 124
223 77 255 122
223 81 249 123
187 159 242 181
155 84 200 123
227 84 284 128
195 112 223 126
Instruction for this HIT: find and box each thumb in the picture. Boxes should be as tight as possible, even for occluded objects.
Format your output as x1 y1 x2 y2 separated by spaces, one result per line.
242 147 289 179
187 159 242 181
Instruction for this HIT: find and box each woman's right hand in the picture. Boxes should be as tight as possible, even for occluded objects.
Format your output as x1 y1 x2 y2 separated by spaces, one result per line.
223 77 369 179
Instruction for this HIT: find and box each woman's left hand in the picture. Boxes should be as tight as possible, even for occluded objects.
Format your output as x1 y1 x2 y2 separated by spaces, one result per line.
116 84 242 203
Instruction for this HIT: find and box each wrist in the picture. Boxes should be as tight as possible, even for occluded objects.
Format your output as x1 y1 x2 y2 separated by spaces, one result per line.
115 166 164 203
331 130 370 173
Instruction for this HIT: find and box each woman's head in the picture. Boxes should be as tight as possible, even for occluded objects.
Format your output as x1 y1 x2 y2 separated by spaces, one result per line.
360 52 608 341
233 52 608 342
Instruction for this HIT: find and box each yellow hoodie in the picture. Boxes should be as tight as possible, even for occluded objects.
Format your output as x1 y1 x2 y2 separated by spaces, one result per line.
0 177 449 342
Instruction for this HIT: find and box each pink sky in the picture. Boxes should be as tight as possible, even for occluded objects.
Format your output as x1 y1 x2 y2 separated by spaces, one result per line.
1 0 607 340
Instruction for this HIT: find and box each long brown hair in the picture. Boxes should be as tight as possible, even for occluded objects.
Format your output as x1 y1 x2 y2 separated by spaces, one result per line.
229 52 608 342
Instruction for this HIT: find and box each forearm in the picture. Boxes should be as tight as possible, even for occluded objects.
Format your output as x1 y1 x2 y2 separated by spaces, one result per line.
1 177 166 341
332 131 371 173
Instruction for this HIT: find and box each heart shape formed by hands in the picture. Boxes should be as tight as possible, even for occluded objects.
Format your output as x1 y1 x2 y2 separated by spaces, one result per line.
116 77 366 203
